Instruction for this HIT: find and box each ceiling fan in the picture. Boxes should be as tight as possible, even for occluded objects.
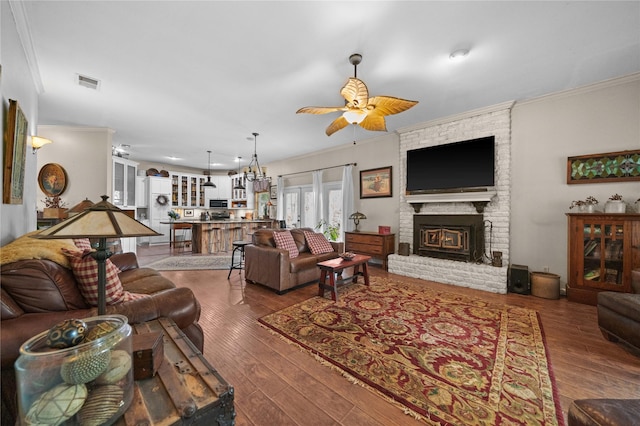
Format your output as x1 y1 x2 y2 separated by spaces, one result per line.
296 53 419 136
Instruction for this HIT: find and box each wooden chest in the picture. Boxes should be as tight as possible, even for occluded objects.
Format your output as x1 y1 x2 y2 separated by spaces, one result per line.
115 318 235 426
345 231 395 270
132 331 164 380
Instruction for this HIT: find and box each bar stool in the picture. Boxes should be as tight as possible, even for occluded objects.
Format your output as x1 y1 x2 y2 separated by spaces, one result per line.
228 241 250 279
228 225 243 253
207 225 223 254
173 223 192 253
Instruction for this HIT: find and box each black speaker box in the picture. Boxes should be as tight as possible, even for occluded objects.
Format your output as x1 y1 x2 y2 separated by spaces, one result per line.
508 264 530 295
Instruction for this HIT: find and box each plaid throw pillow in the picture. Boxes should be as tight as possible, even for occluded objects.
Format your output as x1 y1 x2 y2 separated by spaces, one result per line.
62 249 147 306
303 231 334 255
73 238 93 251
273 230 299 259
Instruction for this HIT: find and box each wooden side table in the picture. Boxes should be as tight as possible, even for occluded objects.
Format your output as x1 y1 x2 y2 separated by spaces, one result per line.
317 254 371 301
115 318 235 426
345 231 395 270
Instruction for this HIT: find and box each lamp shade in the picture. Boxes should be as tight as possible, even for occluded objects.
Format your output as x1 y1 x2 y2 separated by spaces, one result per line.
66 197 95 216
35 195 160 239
31 136 53 152
349 211 367 221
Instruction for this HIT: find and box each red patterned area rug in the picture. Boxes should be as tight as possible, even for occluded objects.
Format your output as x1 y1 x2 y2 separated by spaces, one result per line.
258 277 564 426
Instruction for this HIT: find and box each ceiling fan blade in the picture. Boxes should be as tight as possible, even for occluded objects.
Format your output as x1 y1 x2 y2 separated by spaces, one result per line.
326 116 350 136
296 106 346 115
359 115 387 132
367 96 419 116
341 78 369 109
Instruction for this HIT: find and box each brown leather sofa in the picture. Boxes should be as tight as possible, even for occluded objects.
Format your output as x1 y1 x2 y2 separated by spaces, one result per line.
245 228 343 293
597 269 640 355
1 252 203 426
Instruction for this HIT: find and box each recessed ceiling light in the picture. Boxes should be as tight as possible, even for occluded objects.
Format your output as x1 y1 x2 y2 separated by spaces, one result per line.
449 49 470 61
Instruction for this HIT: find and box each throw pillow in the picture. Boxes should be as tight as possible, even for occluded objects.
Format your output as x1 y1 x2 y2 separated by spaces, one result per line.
303 230 334 255
272 230 299 259
62 249 147 306
73 238 93 251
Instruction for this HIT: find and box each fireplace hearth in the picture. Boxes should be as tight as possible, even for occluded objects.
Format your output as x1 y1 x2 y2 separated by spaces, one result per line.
414 215 485 262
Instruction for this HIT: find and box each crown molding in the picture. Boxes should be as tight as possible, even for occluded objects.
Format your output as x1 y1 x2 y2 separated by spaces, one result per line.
398 101 515 134
38 125 116 135
515 72 640 107
9 0 45 94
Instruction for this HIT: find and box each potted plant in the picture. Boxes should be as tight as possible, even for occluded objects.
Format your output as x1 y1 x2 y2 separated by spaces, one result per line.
569 196 598 213
604 194 626 213
316 219 340 241
42 196 68 219
167 210 180 221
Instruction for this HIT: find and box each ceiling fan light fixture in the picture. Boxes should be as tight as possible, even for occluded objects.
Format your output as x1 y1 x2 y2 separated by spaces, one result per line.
296 53 418 136
342 110 367 124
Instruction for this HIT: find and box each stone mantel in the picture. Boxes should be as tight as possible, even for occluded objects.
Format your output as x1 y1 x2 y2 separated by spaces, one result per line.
405 190 497 213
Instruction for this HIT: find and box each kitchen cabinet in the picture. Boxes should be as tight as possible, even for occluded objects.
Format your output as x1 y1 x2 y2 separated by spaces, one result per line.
170 172 230 208
567 213 640 305
136 176 148 207
230 175 247 208
112 157 138 207
148 176 172 244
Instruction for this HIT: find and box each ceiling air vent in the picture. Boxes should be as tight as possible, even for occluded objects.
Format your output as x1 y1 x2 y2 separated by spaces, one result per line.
77 74 100 90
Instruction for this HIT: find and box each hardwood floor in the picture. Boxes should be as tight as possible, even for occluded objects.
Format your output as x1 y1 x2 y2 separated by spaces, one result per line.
137 244 640 425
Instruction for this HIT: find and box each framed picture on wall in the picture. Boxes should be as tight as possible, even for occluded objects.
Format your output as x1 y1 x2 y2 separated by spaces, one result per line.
3 99 28 204
38 163 68 198
270 185 277 199
184 209 194 217
360 166 392 199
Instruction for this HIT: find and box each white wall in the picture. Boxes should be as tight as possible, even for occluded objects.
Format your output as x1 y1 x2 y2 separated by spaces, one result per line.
266 73 639 293
1 1 40 245
511 74 640 286
36 126 113 210
265 132 400 234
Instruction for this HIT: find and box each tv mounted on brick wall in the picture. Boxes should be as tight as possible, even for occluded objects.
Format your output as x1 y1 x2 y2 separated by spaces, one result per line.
406 136 495 194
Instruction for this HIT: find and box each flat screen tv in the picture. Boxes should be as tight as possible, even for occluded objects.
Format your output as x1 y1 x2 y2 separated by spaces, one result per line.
406 136 495 193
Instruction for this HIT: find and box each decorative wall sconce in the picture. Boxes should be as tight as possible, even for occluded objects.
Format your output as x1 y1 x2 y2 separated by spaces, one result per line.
32 136 53 154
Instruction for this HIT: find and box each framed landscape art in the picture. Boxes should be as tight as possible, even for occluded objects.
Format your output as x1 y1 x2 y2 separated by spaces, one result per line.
3 99 28 204
360 166 392 199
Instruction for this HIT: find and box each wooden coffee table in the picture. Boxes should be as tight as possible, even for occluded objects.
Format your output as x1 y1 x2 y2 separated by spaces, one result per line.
317 254 371 301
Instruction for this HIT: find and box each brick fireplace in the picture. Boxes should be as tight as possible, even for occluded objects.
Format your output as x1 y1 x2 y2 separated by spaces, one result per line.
388 102 513 294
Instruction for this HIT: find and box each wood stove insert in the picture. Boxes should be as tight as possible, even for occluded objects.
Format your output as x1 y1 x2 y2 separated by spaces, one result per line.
413 214 485 262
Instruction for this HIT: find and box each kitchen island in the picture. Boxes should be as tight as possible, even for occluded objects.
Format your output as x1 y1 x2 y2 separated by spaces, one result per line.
165 219 275 254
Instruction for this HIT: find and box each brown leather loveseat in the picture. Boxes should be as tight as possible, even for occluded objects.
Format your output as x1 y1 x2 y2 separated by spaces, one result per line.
1 250 203 425
597 269 640 355
245 227 343 293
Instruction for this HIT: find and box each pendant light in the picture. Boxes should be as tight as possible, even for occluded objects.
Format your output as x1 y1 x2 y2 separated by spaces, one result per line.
234 157 245 190
203 150 216 188
244 133 268 183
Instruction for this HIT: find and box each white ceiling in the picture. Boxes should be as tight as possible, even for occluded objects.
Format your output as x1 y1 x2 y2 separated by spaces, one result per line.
19 1 640 172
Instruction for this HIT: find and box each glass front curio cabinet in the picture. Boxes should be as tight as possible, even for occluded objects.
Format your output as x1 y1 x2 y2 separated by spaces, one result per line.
567 213 640 305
